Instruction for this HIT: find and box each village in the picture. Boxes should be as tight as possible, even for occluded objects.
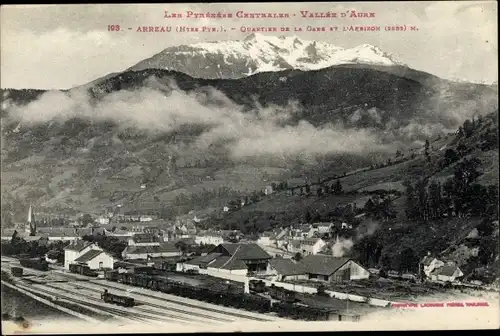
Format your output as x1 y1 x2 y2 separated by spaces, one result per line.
1 197 481 307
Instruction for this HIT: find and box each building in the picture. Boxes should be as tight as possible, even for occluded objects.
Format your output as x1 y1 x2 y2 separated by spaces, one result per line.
263 185 274 195
429 263 464 283
74 249 114 270
420 254 445 277
96 216 110 225
209 243 273 275
195 232 224 246
298 255 370 282
268 257 308 281
63 240 101 269
257 231 275 246
121 242 181 260
127 233 160 247
299 238 326 256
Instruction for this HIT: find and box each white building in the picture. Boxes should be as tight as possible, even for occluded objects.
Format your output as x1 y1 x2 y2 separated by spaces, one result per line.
257 231 275 246
96 216 110 225
420 255 446 277
122 242 181 260
298 255 370 282
63 240 101 270
292 238 326 256
195 232 224 246
74 249 114 270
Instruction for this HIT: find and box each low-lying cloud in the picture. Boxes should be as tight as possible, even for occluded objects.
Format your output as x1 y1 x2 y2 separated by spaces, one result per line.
3 77 389 161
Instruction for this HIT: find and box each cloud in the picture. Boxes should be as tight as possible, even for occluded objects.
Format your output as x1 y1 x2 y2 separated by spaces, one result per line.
3 77 389 161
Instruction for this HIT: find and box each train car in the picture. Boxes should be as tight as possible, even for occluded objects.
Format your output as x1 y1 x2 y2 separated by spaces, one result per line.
19 258 49 271
11 267 23 277
104 269 119 282
268 284 297 303
249 279 267 293
101 290 135 307
69 263 98 277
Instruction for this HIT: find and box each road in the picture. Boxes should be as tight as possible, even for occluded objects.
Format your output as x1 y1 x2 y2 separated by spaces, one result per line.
1 257 286 327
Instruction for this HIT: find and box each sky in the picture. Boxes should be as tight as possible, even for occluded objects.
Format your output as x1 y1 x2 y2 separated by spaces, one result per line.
1 1 498 89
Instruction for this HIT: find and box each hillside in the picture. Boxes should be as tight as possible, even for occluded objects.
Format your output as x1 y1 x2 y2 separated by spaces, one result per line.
0 64 497 222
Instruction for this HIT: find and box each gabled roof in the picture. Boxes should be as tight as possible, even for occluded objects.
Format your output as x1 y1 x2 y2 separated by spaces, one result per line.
64 240 93 252
123 242 179 255
220 243 272 260
421 256 439 266
186 253 222 266
132 233 159 244
269 258 306 275
436 264 462 277
74 249 105 263
208 256 248 270
298 255 352 276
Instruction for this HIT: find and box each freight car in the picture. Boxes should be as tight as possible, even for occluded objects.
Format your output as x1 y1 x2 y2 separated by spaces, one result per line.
102 270 338 321
69 263 98 277
11 267 23 277
19 258 49 271
101 289 135 307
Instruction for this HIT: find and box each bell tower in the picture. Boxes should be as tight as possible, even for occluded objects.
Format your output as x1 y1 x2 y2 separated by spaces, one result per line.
26 204 37 236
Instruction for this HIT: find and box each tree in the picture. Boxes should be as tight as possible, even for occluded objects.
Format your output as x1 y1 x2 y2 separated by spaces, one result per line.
78 214 94 226
424 139 430 162
444 149 459 165
333 179 343 194
463 119 474 137
428 180 443 219
293 252 302 262
304 211 312 223
175 240 188 256
398 248 419 274
316 187 324 197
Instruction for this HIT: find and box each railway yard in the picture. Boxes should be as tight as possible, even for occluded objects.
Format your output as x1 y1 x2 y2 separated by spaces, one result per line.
1 257 287 327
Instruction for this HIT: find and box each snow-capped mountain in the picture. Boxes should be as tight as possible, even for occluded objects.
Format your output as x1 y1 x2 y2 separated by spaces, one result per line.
128 33 405 79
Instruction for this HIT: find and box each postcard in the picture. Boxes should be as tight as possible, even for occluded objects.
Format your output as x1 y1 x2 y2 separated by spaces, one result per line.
1 2 498 334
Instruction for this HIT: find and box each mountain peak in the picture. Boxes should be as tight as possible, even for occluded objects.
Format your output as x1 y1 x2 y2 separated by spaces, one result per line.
128 35 406 79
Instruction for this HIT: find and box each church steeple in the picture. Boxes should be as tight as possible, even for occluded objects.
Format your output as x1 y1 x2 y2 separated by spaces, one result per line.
26 204 36 236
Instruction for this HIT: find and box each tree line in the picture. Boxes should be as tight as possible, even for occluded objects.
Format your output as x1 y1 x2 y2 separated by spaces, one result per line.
403 157 498 221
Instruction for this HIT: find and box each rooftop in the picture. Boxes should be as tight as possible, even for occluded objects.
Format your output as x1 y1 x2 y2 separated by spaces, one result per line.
123 242 179 255
220 243 272 260
269 258 306 275
64 240 93 252
207 256 248 270
298 255 351 276
74 249 105 263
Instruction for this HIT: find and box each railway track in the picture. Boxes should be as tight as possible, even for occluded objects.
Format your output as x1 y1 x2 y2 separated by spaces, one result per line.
73 281 266 323
88 281 276 322
41 283 209 325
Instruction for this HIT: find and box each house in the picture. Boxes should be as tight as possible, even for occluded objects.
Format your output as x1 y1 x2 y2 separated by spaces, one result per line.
268 257 308 281
263 185 274 195
209 243 273 275
127 233 160 247
302 238 326 255
420 254 445 277
121 242 181 260
182 252 224 272
298 255 370 282
63 240 101 269
429 263 464 283
195 232 224 246
257 231 275 246
74 249 114 270
96 216 110 225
